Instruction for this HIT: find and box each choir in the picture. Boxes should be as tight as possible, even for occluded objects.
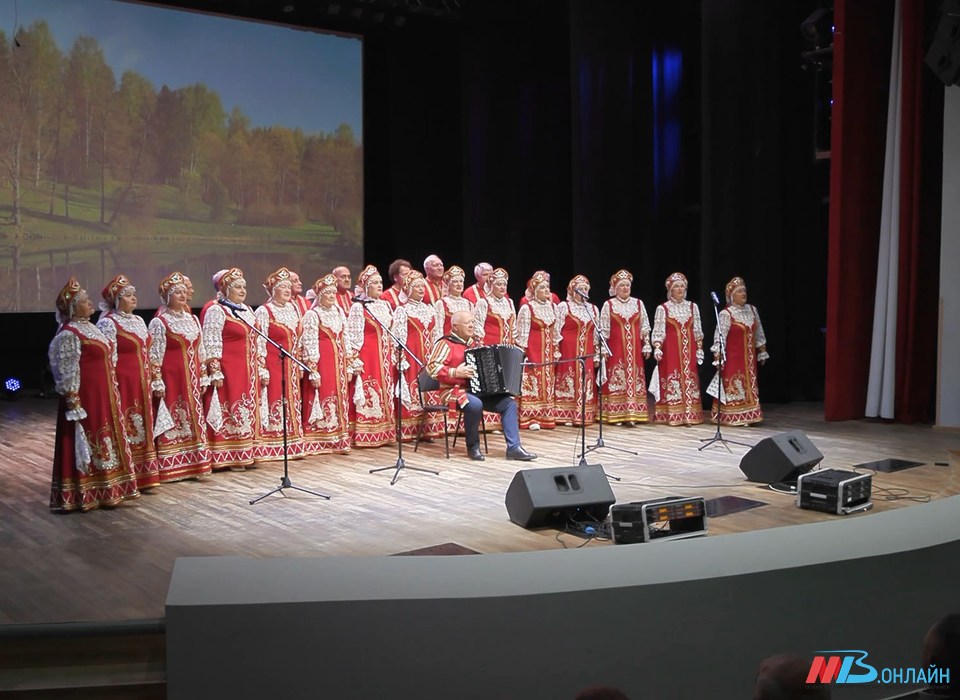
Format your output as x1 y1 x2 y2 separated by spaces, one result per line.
46 264 769 512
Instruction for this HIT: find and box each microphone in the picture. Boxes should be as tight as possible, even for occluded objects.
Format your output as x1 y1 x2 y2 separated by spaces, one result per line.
218 298 246 312
352 296 374 305
710 291 721 306
574 287 590 301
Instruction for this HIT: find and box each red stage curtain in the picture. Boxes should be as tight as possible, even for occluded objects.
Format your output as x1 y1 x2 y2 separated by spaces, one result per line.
894 0 942 424
825 0 893 420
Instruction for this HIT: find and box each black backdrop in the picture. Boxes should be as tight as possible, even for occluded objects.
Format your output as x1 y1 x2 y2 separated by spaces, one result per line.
362 0 830 403
3 0 832 404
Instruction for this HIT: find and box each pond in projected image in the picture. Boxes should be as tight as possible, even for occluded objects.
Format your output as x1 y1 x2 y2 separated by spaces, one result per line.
0 0 362 312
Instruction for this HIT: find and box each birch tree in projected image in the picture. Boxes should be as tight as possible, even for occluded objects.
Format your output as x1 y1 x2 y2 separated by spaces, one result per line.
108 71 158 227
0 17 362 312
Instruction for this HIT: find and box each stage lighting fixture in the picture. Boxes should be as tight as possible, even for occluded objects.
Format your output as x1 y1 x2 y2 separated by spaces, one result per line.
3 376 23 399
800 8 834 48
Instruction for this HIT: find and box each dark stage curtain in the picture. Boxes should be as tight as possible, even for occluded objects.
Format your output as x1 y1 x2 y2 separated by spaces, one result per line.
699 0 830 402
362 25 464 272
894 0 943 423
459 0 574 295
568 0 702 318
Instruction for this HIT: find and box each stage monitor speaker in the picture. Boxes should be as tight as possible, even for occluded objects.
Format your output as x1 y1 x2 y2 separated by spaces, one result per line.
504 465 616 529
738 430 823 484
925 0 960 85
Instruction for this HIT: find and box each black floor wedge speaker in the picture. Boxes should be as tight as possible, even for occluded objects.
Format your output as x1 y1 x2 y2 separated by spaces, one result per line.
504 465 616 528
739 430 823 484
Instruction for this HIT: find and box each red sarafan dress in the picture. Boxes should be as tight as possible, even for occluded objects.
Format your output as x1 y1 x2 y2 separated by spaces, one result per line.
554 300 598 426
200 301 260 469
463 282 487 305
148 309 213 481
254 300 306 459
515 299 560 430
335 290 353 315
391 299 443 441
381 286 404 311
598 296 651 424
423 279 443 306
434 295 474 339
97 310 160 489
346 299 397 447
48 320 139 512
301 304 352 454
651 299 704 425
710 304 768 425
473 294 516 346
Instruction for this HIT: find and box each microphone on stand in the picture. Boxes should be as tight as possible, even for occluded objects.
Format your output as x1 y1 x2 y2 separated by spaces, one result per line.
710 291 721 306
218 298 246 313
352 296 374 305
574 287 590 302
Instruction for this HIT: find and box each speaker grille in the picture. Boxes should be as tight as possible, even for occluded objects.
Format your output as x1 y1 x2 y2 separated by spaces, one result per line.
504 465 615 528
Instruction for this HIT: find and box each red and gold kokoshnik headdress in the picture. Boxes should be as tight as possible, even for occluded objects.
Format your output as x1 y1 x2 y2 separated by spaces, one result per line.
610 269 633 288
608 269 633 296
158 272 186 301
56 276 83 315
443 265 465 282
527 270 549 292
725 276 746 303
314 273 338 295
568 274 590 294
665 272 687 290
402 270 425 295
264 267 292 293
490 267 509 284
101 274 131 306
214 268 244 295
356 264 381 293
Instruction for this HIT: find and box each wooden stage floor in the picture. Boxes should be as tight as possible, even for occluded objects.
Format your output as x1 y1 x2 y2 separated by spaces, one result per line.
0 397 957 626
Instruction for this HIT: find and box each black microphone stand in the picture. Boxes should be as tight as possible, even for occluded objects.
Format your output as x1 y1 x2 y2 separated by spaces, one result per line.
579 291 637 469
699 295 752 452
358 299 440 485
218 302 332 505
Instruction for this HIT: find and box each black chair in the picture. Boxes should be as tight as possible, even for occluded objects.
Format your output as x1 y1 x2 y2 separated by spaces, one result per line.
413 368 451 458
415 369 490 456
452 404 490 455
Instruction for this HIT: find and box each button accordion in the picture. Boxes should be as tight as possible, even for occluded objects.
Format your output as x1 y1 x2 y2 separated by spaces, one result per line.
464 344 524 397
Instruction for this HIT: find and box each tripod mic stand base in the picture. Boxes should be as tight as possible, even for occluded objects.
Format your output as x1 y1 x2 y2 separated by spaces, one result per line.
584 438 639 457
697 435 753 452
577 456 622 481
249 475 332 505
370 457 440 486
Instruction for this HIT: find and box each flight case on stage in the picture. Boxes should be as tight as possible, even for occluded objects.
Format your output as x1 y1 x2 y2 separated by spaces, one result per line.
610 497 707 544
796 469 873 515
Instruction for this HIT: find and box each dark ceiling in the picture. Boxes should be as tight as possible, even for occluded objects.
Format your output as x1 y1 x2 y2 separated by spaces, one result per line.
127 0 464 36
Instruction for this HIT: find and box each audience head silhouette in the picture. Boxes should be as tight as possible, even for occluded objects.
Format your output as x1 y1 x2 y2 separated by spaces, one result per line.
574 685 630 700
754 653 831 700
921 613 960 698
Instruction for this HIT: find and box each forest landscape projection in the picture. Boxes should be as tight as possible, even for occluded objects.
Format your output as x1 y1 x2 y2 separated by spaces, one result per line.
0 0 362 312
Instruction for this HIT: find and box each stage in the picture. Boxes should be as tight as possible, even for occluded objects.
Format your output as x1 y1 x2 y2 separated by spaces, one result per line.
0 397 956 626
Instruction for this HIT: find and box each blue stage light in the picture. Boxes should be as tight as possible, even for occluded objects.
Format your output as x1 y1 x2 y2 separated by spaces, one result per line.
3 376 22 399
